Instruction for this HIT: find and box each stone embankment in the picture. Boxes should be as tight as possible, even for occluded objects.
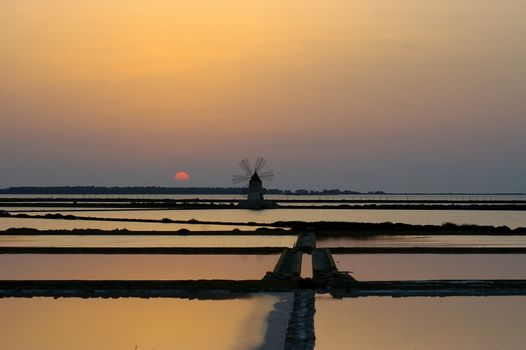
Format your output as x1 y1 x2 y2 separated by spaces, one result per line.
284 291 315 350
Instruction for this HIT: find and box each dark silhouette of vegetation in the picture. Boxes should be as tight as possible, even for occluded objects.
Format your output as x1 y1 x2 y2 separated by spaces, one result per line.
0 186 374 195
276 221 526 234
3 201 526 210
3 211 526 235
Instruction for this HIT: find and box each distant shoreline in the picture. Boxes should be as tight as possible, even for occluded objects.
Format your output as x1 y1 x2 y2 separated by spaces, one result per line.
2 218 526 235
2 199 526 210
0 186 524 196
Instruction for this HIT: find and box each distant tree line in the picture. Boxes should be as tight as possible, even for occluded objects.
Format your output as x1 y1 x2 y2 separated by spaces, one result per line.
291 189 384 195
0 186 383 195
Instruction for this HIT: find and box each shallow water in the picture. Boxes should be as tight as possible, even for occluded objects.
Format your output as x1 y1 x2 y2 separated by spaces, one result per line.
0 234 295 248
318 235 526 248
334 254 526 280
301 253 313 278
315 296 526 349
3 208 526 229
0 295 280 350
0 254 278 280
0 217 254 231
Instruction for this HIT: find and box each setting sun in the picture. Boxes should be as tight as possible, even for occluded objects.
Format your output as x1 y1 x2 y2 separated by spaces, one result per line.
174 171 190 182
1 1 526 349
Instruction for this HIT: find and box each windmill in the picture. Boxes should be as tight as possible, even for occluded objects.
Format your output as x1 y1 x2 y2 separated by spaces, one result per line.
233 157 275 209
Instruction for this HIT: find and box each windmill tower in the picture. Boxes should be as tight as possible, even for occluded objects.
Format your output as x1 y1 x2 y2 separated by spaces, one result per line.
233 157 275 209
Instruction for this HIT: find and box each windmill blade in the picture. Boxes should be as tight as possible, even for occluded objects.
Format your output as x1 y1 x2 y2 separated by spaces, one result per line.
255 157 267 172
259 170 274 180
238 159 253 176
232 174 252 184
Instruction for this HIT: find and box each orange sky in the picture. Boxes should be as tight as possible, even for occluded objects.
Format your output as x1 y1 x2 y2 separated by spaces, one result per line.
1 1 525 191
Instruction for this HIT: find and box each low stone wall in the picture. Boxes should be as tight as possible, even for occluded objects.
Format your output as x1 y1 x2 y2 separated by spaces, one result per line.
284 291 316 350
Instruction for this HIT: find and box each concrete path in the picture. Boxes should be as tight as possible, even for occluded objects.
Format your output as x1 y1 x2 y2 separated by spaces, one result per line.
284 291 316 350
295 233 316 252
265 249 303 280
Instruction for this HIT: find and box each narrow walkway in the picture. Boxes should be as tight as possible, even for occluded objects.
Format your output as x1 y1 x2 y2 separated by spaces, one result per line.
284 290 316 350
312 249 337 281
265 249 303 280
295 233 316 252
312 248 357 285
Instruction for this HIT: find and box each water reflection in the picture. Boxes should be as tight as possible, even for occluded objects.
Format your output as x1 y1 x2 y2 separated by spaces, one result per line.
315 296 526 349
0 254 278 280
4 208 526 228
318 235 526 248
334 254 526 280
0 217 252 231
0 235 295 248
0 295 279 350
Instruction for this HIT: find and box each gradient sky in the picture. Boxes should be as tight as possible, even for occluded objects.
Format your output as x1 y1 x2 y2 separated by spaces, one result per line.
1 1 525 192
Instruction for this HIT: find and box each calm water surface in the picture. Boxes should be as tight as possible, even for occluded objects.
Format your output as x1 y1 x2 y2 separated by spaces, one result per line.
0 254 278 280
334 254 526 280
0 234 295 248
0 295 280 350
318 235 526 248
0 217 255 231
315 296 526 349
3 208 526 228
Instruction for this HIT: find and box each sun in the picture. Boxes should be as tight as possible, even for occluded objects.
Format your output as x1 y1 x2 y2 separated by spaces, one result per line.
174 171 190 182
